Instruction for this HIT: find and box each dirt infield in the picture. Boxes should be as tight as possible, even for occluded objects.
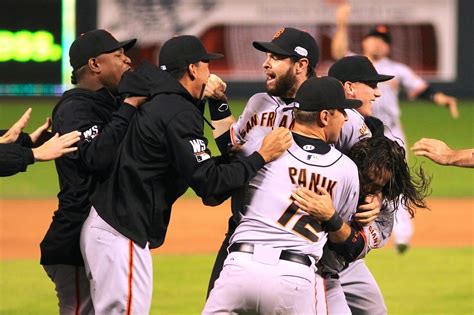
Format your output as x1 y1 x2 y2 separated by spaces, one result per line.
0 198 472 260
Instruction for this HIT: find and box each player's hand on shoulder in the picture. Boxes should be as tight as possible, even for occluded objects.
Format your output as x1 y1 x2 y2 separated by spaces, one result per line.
32 131 81 161
292 186 335 222
124 96 148 108
204 74 227 101
258 127 292 163
354 193 382 225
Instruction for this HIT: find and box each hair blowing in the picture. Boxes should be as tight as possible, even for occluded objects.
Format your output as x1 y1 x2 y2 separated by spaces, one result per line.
348 137 431 217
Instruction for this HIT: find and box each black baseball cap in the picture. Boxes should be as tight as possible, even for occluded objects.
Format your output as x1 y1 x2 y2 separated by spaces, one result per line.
253 27 320 68
295 76 362 112
364 25 392 44
328 55 394 84
159 35 223 72
69 29 137 71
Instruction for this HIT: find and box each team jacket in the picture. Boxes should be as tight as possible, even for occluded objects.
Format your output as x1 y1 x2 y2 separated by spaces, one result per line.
0 131 35 177
40 88 136 266
90 67 265 249
0 144 34 176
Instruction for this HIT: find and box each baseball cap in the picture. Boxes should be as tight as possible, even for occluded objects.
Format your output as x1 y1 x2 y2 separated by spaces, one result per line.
364 25 392 44
159 35 223 72
253 27 320 68
295 77 362 112
328 55 394 84
69 29 137 71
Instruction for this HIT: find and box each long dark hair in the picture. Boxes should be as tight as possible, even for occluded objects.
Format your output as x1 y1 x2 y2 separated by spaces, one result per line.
348 137 431 217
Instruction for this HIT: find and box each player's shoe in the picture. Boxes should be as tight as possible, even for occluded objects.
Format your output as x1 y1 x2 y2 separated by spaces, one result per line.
396 243 409 255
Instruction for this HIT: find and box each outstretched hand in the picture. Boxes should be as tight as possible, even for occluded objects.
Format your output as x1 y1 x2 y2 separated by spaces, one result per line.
29 117 52 145
0 108 32 144
411 138 453 165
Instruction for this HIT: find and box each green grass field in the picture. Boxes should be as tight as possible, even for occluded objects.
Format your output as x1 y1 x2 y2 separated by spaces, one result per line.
0 98 473 198
0 98 473 314
0 248 472 314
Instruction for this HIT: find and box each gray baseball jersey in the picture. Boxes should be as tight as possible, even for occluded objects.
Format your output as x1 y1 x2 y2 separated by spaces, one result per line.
204 134 359 314
230 93 295 154
371 57 426 146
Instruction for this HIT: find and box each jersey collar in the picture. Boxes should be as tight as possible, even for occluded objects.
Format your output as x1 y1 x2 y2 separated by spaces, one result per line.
292 132 331 154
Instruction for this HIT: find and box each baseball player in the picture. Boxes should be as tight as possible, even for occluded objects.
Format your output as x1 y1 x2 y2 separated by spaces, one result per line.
203 76 364 314
0 108 80 176
332 1 459 253
80 35 291 314
39 29 144 315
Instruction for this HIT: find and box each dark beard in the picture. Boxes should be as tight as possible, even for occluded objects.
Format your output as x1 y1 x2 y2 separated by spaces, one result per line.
266 68 297 97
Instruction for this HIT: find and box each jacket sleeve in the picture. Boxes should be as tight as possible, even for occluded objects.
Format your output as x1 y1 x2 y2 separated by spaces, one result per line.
0 143 35 177
55 99 136 173
166 109 265 200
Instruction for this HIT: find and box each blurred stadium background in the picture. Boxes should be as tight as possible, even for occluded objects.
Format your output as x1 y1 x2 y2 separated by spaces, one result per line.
0 0 473 314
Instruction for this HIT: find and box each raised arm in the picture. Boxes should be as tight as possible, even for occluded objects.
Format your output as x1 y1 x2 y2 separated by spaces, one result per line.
331 1 352 60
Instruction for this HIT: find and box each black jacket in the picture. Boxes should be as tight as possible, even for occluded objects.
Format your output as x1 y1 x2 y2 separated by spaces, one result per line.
40 88 136 266
91 67 265 249
0 143 34 176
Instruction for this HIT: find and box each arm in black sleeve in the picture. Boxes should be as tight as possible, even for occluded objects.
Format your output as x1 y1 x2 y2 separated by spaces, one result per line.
417 85 437 101
57 99 136 173
0 143 35 177
77 102 136 171
327 227 366 263
166 109 265 200
215 130 232 155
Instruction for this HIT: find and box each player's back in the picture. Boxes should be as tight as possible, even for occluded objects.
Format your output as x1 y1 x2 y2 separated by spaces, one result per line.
231 133 359 261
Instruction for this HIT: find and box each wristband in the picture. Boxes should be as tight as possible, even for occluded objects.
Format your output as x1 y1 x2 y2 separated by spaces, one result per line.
418 86 437 101
208 99 231 120
322 212 343 232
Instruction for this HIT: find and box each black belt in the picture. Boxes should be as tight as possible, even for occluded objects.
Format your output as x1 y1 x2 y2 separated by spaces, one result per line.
228 243 312 267
320 272 339 280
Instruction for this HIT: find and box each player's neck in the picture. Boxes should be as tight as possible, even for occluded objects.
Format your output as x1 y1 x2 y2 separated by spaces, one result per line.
292 124 327 143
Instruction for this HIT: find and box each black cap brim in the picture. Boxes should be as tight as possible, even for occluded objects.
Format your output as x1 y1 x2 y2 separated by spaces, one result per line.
363 74 394 83
342 99 363 109
252 41 293 57
103 38 137 54
202 52 224 61
120 38 137 51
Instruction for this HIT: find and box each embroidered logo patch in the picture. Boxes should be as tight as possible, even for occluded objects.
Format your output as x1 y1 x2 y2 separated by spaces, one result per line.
82 125 99 142
189 139 210 162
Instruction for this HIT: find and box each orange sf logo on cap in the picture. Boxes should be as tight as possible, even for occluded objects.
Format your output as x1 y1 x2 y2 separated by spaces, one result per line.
376 25 388 34
273 28 285 40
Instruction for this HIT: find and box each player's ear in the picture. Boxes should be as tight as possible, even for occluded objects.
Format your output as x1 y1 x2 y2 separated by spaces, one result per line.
88 57 100 74
295 58 309 75
319 110 330 126
344 82 355 97
187 63 197 80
